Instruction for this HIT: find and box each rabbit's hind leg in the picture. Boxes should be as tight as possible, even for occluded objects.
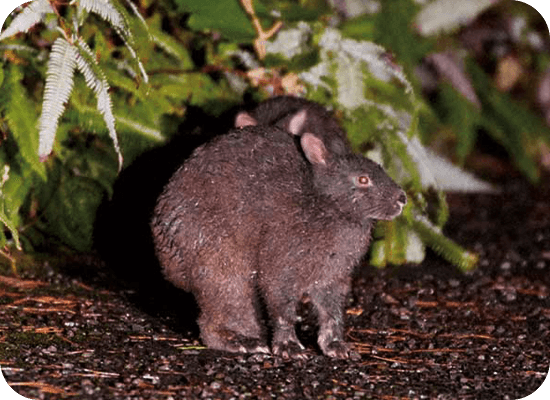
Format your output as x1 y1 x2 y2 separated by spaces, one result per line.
195 272 269 354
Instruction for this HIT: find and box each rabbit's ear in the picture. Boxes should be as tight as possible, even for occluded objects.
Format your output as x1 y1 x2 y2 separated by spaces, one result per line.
301 133 328 166
287 109 308 135
235 112 257 128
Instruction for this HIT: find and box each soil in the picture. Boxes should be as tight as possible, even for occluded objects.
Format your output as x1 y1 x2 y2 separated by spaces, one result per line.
0 174 549 399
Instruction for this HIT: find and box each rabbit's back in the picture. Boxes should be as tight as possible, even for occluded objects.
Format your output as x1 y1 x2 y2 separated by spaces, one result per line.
151 126 306 290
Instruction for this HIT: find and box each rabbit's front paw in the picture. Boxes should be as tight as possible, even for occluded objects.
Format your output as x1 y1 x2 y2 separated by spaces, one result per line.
206 331 270 354
234 338 271 354
320 340 351 359
272 340 308 360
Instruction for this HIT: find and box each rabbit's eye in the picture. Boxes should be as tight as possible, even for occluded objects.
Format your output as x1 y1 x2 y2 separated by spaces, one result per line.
356 175 371 187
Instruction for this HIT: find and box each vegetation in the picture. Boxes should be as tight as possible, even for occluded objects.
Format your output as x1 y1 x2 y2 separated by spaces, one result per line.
1 0 549 272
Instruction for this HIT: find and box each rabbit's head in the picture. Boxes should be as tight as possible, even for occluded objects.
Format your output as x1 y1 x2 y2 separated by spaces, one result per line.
300 132 407 222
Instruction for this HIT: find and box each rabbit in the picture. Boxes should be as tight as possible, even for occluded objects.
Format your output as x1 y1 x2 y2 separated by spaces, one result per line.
151 112 407 359
234 95 351 156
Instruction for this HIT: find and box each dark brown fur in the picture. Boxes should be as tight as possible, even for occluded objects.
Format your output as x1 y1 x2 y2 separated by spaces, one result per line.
235 95 350 155
151 121 406 359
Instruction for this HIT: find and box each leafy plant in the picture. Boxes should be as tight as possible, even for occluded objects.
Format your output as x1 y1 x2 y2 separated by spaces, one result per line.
339 0 550 184
1 0 547 272
0 0 249 258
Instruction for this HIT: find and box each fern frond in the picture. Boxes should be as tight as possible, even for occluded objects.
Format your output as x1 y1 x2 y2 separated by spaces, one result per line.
115 115 164 141
121 0 149 34
38 37 78 160
0 0 55 42
150 25 193 68
75 38 123 168
117 33 149 84
78 0 127 35
77 0 149 84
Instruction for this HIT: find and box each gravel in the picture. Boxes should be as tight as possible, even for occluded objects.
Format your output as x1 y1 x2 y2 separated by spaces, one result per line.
0 175 549 399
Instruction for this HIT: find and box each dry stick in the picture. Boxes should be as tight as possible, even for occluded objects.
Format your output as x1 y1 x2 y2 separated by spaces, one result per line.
9 382 78 396
0 275 47 289
0 249 17 275
240 0 283 59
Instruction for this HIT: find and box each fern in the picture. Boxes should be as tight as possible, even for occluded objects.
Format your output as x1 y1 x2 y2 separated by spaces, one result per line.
75 38 122 167
38 37 78 161
0 0 54 42
38 35 125 167
77 0 148 84
78 0 126 33
0 0 151 169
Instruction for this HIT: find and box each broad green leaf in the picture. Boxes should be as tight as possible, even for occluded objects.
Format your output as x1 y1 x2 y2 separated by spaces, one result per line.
340 15 376 41
175 0 256 41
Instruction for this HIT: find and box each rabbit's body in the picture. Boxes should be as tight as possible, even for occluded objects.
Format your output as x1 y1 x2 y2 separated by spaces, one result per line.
152 118 406 358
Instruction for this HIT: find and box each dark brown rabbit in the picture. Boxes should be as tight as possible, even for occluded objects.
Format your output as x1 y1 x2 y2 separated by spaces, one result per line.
151 112 406 359
235 95 351 155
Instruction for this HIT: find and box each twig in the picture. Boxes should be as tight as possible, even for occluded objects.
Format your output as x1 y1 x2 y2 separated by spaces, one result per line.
0 275 47 289
368 354 410 364
9 381 78 396
240 0 283 59
0 248 17 275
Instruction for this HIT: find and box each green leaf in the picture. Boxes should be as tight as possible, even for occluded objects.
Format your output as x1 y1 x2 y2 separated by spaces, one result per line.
373 0 429 69
340 15 377 41
257 0 329 22
148 15 194 69
468 60 549 183
175 0 256 41
370 219 426 267
0 208 19 249
0 164 31 251
40 139 118 251
45 173 106 252
3 65 45 179
432 83 480 164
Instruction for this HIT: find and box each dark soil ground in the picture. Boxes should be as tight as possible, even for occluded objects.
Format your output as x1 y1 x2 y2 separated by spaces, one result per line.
1 173 549 399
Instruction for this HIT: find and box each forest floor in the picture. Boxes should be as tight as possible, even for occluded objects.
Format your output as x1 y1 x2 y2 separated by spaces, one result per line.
0 173 549 399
